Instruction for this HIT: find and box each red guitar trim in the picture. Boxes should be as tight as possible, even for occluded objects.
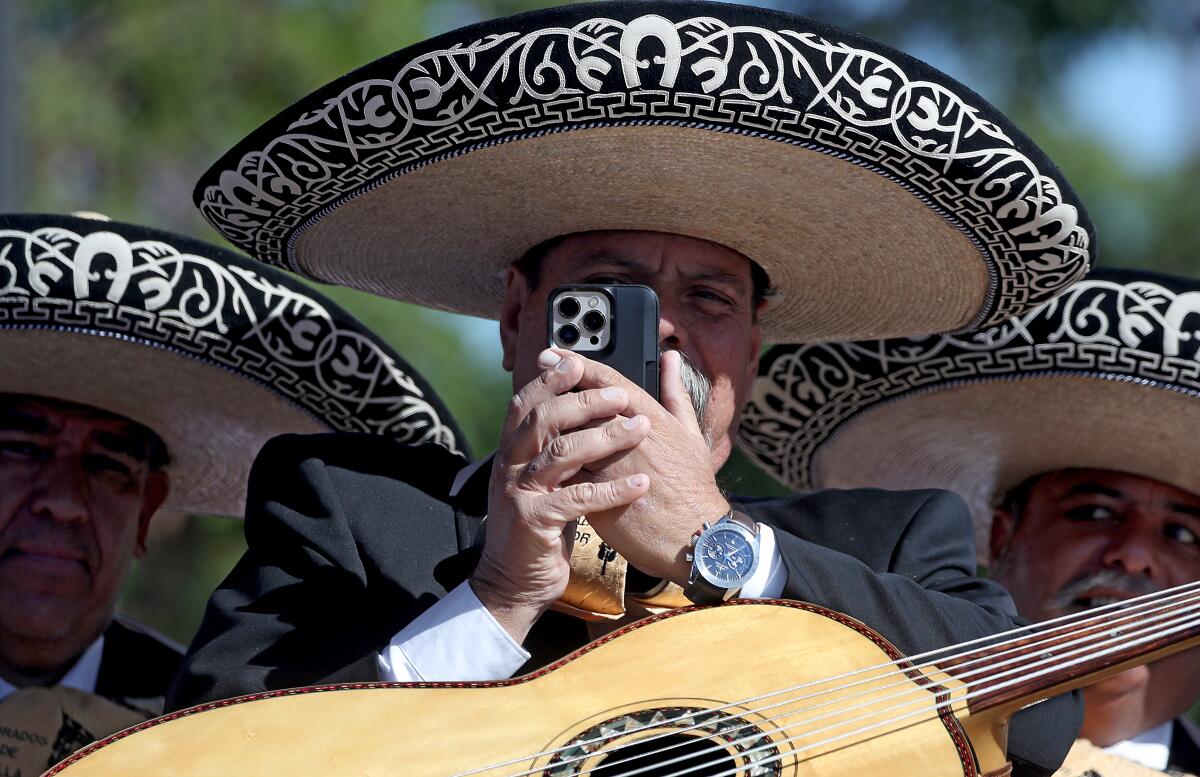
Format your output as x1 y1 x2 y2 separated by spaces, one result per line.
46 598 973 776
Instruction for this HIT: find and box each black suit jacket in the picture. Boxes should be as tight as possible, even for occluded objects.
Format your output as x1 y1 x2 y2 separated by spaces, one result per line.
1169 717 1200 774
96 614 183 717
170 434 1081 775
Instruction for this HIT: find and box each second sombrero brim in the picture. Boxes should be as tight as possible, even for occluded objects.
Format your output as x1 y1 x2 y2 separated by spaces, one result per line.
299 125 987 343
811 375 1200 559
5 331 326 516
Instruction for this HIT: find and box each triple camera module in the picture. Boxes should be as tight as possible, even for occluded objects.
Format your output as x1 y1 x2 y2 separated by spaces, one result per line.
552 289 610 352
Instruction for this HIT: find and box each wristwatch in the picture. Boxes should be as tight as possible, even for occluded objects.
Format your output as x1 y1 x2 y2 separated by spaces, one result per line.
683 510 761 605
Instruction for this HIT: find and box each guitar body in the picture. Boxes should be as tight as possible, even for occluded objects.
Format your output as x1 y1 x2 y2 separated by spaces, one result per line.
47 601 1008 777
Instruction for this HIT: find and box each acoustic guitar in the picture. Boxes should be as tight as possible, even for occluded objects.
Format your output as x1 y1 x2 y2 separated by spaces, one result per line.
45 582 1200 777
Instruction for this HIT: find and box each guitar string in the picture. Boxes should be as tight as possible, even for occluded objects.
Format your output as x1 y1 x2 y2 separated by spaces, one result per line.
455 583 1200 777
652 609 1200 777
502 590 1200 777
550 596 1200 777
509 595 1200 777
450 583 1200 777
548 591 1200 777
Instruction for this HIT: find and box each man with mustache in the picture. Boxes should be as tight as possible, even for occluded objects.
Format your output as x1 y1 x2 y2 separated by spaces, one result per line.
741 267 1200 773
990 471 1200 771
171 5 1099 773
0 213 463 772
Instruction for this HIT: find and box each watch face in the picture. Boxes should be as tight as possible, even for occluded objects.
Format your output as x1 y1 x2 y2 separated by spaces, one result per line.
696 527 756 587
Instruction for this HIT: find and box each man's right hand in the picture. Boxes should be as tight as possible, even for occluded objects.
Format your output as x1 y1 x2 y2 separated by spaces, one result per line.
470 349 652 644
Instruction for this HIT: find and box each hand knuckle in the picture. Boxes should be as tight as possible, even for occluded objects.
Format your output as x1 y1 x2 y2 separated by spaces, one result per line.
574 481 599 503
547 434 572 460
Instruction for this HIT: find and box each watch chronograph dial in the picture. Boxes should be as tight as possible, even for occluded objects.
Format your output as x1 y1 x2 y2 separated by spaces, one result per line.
697 528 755 587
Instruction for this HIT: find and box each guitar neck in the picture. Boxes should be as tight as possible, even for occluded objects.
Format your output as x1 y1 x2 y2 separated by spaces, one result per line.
939 586 1200 715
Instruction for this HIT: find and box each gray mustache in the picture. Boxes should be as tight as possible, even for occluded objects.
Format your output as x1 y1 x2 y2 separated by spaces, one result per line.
671 349 710 443
1049 568 1160 611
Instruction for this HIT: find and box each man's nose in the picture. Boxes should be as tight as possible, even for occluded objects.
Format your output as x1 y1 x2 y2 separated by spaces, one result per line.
29 455 89 525
658 305 686 349
1101 518 1159 581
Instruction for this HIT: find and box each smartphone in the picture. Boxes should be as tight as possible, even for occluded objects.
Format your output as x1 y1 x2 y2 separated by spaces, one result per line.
547 284 659 402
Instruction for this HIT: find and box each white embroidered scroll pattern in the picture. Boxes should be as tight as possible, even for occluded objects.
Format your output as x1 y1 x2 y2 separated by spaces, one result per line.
196 12 1090 322
739 279 1200 489
0 227 460 452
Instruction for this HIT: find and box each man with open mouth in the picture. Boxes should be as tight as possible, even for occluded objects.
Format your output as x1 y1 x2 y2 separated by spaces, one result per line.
741 267 1200 774
0 213 463 773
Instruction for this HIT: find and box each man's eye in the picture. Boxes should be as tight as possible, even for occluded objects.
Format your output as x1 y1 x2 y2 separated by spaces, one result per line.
585 276 628 285
83 454 133 478
1065 505 1116 522
0 440 46 461
1165 524 1199 546
690 289 734 307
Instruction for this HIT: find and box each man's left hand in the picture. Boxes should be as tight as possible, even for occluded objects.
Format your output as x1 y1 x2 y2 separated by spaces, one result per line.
564 348 730 586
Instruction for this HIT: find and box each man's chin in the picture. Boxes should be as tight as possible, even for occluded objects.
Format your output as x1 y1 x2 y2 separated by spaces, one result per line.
0 591 92 643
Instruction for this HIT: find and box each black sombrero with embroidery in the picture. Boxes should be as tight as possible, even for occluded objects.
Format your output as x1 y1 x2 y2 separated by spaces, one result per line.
738 267 1200 556
195 0 1094 344
0 213 466 516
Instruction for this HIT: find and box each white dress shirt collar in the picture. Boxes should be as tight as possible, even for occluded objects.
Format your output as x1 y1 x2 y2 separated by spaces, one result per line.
1104 721 1173 771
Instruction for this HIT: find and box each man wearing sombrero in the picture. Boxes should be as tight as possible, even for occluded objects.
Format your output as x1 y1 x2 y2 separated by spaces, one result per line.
0 213 463 772
173 3 1094 773
740 268 1200 774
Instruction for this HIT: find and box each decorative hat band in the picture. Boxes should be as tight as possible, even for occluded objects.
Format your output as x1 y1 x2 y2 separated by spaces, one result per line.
194 1 1094 339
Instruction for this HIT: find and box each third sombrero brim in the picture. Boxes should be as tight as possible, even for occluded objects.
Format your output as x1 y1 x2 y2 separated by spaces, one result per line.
811 376 1200 559
195 1 1095 343
737 268 1200 559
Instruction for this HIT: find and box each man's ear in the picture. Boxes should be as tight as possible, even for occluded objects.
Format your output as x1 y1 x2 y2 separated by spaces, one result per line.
134 470 169 558
989 505 1019 563
499 265 530 373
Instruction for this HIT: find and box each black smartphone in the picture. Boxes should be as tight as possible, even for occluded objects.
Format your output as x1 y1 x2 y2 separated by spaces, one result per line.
547 284 659 402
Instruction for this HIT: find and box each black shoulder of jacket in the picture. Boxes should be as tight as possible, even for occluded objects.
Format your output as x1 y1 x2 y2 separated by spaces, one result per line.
737 486 970 533
251 432 470 502
94 614 184 702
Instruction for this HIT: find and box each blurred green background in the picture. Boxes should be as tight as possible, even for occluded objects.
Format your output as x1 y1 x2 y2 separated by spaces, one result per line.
1 0 1198 644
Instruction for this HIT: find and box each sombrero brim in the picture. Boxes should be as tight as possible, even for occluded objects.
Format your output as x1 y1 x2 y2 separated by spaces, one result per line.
196 0 1094 343
1 214 467 516
813 376 1200 559
737 268 1200 560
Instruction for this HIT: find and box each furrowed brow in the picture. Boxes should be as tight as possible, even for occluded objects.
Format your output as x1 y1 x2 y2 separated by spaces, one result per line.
582 253 647 272
1168 503 1200 521
1062 482 1124 500
92 430 151 462
0 408 52 435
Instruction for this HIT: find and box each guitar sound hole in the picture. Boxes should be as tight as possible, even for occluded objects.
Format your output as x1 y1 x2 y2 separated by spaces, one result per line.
594 733 736 776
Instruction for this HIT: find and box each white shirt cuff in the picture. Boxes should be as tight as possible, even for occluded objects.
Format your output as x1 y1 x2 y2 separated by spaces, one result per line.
739 523 788 599
377 580 530 683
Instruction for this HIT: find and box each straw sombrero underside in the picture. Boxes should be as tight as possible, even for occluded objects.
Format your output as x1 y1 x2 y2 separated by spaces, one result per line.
0 214 465 516
196 0 1093 343
738 269 1200 556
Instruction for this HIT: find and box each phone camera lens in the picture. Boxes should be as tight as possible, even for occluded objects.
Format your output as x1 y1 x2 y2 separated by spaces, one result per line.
581 310 605 332
557 297 581 319
557 325 580 345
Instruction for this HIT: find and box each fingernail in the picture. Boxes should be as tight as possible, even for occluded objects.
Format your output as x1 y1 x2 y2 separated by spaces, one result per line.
622 414 644 430
627 474 649 488
537 349 562 368
602 386 626 401
556 356 575 373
